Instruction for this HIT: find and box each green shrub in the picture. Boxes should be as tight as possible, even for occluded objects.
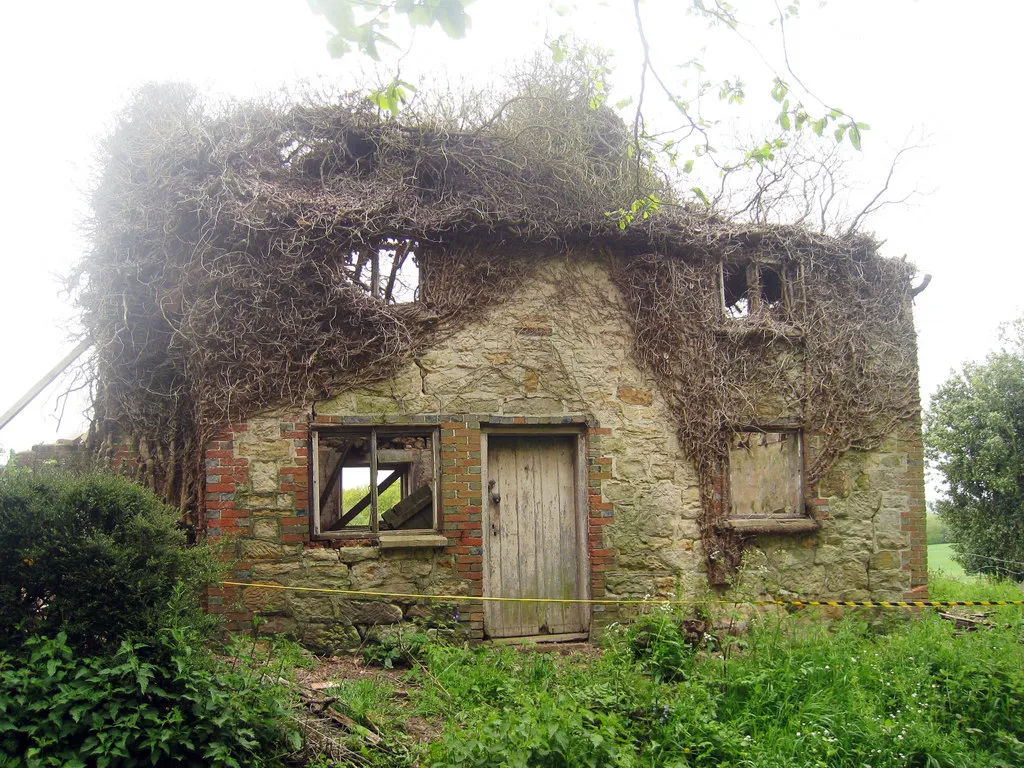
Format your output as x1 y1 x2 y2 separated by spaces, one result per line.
429 690 629 768
0 471 217 654
363 628 432 670
0 629 300 767
610 606 706 683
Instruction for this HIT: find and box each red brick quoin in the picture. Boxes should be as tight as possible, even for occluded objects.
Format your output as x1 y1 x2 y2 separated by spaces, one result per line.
203 415 616 639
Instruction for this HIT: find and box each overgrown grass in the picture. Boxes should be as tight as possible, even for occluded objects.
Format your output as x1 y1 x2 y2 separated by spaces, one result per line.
332 599 1024 767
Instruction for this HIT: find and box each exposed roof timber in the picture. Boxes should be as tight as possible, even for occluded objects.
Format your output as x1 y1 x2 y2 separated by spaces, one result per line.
0 339 93 435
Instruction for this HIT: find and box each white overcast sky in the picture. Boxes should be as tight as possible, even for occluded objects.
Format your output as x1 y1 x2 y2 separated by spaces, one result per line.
0 0 1020 502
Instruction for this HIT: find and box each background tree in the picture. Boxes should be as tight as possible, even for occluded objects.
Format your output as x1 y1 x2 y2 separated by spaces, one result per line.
306 0 887 224
926 323 1024 580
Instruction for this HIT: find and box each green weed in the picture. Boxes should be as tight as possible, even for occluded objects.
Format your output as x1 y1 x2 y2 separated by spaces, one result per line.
0 630 300 767
404 608 1024 768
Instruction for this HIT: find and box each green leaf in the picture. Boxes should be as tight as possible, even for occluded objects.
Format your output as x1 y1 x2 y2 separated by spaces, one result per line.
683 159 695 174
778 111 791 131
369 89 398 115
849 123 862 150
548 36 568 63
408 5 434 26
434 0 471 38
692 187 711 207
326 34 352 57
771 78 789 103
811 118 826 137
311 0 357 36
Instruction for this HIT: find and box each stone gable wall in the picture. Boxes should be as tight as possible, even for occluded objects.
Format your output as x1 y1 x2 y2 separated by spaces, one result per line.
204 254 926 648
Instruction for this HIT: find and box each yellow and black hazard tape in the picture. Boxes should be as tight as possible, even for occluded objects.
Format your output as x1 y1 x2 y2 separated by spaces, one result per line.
221 581 1024 608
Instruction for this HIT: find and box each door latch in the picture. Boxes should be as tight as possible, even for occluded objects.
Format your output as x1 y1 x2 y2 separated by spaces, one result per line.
488 480 501 535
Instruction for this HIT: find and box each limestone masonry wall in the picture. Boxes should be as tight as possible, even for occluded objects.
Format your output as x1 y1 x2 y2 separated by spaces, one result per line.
204 254 926 648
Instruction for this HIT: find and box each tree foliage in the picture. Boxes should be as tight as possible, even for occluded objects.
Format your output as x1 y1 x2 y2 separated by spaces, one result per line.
0 470 218 655
926 325 1024 580
0 471 301 765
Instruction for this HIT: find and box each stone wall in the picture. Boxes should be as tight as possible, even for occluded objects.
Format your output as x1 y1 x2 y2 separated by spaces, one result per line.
205 254 926 646
11 435 91 472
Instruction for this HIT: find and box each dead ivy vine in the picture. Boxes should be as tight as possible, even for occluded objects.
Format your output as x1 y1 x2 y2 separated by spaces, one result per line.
79 67 919 578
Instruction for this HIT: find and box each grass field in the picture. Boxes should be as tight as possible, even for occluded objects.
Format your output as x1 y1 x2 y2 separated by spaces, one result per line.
928 543 966 578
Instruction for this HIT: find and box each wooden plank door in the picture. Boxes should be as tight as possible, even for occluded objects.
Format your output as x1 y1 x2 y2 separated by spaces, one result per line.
483 435 586 638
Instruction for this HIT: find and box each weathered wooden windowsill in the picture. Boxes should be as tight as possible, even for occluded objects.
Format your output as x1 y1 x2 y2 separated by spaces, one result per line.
721 517 821 535
378 533 449 549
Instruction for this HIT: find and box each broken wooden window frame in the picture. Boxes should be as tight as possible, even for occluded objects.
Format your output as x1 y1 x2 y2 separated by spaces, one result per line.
719 259 800 319
310 425 441 542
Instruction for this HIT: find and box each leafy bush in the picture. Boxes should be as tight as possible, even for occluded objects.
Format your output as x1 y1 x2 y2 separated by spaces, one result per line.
429 692 629 768
0 471 217 654
363 628 432 670
0 471 305 766
611 607 706 683
0 630 300 767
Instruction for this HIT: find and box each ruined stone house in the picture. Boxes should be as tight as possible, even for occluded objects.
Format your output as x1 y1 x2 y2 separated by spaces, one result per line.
194 251 926 649
81 84 927 648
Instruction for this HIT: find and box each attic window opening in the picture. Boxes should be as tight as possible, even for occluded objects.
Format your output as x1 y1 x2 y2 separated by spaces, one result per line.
727 429 805 519
343 239 420 303
760 265 783 309
721 261 789 318
723 263 751 318
312 427 439 538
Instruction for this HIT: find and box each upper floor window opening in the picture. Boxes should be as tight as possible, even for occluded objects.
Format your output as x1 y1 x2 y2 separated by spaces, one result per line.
343 238 420 304
721 259 794 319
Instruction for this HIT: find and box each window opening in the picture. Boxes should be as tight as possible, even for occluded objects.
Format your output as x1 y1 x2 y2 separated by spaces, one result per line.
759 264 783 309
723 263 751 318
314 428 437 536
721 261 790 318
343 239 420 303
727 429 804 518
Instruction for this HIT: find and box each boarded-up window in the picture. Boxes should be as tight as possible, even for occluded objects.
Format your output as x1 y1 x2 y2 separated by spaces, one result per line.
728 430 804 517
312 427 439 537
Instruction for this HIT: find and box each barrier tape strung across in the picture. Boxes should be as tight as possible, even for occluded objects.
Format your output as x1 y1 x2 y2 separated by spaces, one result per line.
221 581 1024 608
